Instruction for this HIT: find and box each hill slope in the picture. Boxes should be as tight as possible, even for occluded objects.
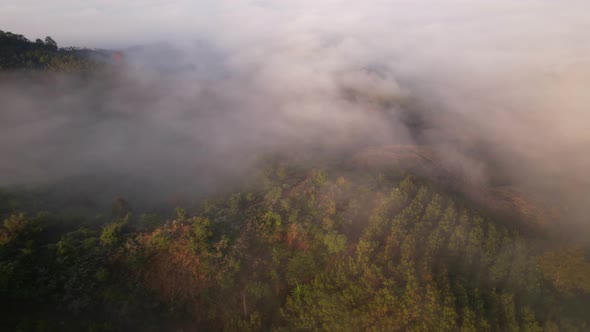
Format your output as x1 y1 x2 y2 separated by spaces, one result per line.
1 161 589 331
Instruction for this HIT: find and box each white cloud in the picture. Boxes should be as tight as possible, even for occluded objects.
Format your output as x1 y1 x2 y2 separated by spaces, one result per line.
1 0 590 225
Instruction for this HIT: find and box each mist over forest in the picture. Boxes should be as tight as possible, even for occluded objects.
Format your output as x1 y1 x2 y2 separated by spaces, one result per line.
1 1 590 331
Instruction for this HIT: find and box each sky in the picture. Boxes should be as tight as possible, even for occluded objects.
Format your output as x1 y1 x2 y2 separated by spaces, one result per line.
0 0 217 47
1 0 589 49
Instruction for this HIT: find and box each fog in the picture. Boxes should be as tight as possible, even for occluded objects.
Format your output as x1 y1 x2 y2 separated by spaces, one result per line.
1 0 589 229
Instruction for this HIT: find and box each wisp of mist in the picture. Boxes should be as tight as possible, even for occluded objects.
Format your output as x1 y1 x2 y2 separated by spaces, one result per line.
1 0 589 229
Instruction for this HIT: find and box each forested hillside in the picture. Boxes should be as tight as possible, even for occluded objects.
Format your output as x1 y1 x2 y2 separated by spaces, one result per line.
1 159 590 331
0 30 105 71
0 31 589 332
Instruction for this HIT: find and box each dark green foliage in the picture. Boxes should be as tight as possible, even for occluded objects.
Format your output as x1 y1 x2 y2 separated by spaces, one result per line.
1 163 589 331
0 30 103 71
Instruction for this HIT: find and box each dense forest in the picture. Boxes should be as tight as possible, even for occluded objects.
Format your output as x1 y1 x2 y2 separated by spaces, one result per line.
0 30 107 71
1 31 589 331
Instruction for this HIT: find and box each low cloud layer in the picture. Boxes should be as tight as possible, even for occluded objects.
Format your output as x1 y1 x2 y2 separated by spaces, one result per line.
1 0 589 227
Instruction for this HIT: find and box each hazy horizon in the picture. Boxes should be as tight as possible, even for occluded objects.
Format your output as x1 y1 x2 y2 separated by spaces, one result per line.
2 1 589 48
